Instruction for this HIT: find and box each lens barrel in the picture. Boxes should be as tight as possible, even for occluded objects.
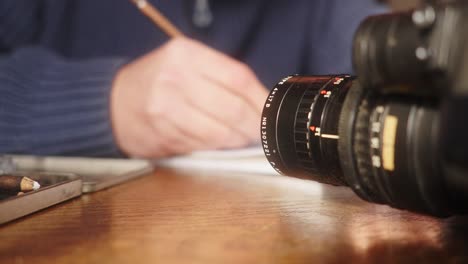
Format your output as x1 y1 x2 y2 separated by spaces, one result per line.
261 75 353 186
261 75 452 216
353 12 429 91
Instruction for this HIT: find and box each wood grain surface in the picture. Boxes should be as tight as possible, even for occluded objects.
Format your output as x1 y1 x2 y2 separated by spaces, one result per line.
0 168 467 264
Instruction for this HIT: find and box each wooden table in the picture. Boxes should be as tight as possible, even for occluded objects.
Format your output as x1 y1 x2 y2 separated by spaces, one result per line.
0 168 467 263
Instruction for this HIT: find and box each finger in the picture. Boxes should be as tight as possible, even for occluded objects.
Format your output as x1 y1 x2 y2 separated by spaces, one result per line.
171 98 249 150
139 85 208 157
203 71 268 115
147 89 248 150
146 111 206 157
180 70 261 142
180 39 269 113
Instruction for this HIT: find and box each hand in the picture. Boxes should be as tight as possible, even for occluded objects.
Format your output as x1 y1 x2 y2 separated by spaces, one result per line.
111 37 268 158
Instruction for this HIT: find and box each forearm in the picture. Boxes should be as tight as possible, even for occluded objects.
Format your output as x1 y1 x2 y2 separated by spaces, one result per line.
0 47 126 156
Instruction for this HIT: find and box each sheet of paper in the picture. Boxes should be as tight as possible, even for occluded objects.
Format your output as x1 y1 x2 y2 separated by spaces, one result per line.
155 147 279 175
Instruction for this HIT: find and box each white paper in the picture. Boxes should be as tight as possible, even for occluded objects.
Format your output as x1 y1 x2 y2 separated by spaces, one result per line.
155 147 279 175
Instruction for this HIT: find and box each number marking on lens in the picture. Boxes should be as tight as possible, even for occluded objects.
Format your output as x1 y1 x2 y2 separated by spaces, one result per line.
261 116 271 157
372 155 382 168
376 106 385 113
320 90 332 98
265 88 279 108
278 76 292 85
371 122 381 133
333 77 344 85
314 127 321 136
371 137 380 149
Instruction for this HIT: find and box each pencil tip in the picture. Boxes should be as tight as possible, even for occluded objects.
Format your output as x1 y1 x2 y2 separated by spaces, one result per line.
32 181 41 190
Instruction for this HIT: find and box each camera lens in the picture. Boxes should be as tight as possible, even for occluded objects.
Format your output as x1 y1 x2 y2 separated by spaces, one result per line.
261 75 452 216
352 12 435 95
261 75 352 186
338 83 448 214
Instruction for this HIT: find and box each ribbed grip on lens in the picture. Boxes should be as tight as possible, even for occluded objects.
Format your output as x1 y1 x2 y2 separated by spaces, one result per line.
294 87 320 174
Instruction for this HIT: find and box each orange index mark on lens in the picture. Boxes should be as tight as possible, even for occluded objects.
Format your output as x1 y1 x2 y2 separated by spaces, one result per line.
310 126 316 132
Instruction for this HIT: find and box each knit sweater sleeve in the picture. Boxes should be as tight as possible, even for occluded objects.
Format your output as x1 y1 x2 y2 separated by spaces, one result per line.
0 1 127 156
0 47 127 156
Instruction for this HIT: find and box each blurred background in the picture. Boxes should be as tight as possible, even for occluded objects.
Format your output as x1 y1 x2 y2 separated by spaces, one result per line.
388 0 422 10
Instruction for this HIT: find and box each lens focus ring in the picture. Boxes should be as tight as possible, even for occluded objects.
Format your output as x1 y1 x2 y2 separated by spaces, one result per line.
261 75 353 185
294 82 322 174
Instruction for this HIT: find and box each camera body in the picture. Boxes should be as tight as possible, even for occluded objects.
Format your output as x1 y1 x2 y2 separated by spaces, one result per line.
261 1 468 217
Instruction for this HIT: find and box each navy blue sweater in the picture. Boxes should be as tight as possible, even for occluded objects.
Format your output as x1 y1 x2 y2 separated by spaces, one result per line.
0 0 384 156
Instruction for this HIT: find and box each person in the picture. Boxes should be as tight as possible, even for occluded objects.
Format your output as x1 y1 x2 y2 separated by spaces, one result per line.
0 0 384 158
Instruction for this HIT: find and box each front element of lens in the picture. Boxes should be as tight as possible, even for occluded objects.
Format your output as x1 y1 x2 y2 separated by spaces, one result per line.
261 75 353 185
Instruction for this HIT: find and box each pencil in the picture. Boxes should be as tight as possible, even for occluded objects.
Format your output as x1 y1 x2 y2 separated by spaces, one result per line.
129 0 184 38
0 175 41 193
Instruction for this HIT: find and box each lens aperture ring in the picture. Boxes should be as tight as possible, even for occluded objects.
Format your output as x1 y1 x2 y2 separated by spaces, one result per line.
368 103 396 206
353 97 385 203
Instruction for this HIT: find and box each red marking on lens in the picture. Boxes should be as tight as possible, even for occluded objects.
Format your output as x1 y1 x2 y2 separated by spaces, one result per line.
310 126 316 132
320 90 327 95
